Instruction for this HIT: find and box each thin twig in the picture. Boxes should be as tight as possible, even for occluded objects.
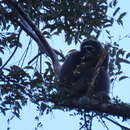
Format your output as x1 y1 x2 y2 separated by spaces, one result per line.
19 38 31 67
0 29 22 70
99 116 109 130
104 116 130 130
28 49 64 65
28 53 42 65
0 46 18 70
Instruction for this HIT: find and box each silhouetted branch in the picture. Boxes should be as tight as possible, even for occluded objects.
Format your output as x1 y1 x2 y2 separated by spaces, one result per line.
28 49 65 65
104 116 130 130
0 46 18 70
3 0 61 77
53 96 130 119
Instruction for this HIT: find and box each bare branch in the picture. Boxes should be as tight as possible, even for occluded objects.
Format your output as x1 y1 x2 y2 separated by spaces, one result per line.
104 116 130 130
0 46 18 70
28 49 65 65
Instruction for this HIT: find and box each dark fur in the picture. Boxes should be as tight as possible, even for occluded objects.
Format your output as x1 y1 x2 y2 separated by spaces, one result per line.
59 40 110 98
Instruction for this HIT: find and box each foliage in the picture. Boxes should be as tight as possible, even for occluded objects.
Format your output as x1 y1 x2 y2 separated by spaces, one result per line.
0 0 130 130
0 0 126 43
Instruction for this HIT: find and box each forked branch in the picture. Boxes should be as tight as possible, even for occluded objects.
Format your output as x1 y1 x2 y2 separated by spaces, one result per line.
3 0 61 77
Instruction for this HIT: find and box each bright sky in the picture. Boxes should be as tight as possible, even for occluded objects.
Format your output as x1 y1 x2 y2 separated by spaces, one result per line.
0 1 130 130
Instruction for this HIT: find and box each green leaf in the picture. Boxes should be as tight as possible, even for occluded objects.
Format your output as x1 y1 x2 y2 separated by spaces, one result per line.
119 76 129 81
113 7 120 16
116 57 130 64
24 66 34 70
117 49 125 57
126 52 130 59
113 0 118 7
118 12 127 20
0 57 2 66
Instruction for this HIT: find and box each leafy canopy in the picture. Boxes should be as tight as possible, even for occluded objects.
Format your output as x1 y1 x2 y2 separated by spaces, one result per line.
0 0 129 122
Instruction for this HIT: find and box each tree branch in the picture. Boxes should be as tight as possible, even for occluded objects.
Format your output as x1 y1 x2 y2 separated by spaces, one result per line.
3 0 61 77
104 116 130 130
53 97 130 119
0 46 18 70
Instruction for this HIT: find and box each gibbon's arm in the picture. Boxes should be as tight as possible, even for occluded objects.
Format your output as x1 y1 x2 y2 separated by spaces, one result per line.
59 51 82 83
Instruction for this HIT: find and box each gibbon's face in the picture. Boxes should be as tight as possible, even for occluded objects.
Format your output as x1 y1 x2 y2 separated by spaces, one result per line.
80 40 103 58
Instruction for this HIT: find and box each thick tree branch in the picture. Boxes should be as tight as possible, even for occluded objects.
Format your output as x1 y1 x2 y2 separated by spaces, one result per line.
3 0 61 77
53 97 130 119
